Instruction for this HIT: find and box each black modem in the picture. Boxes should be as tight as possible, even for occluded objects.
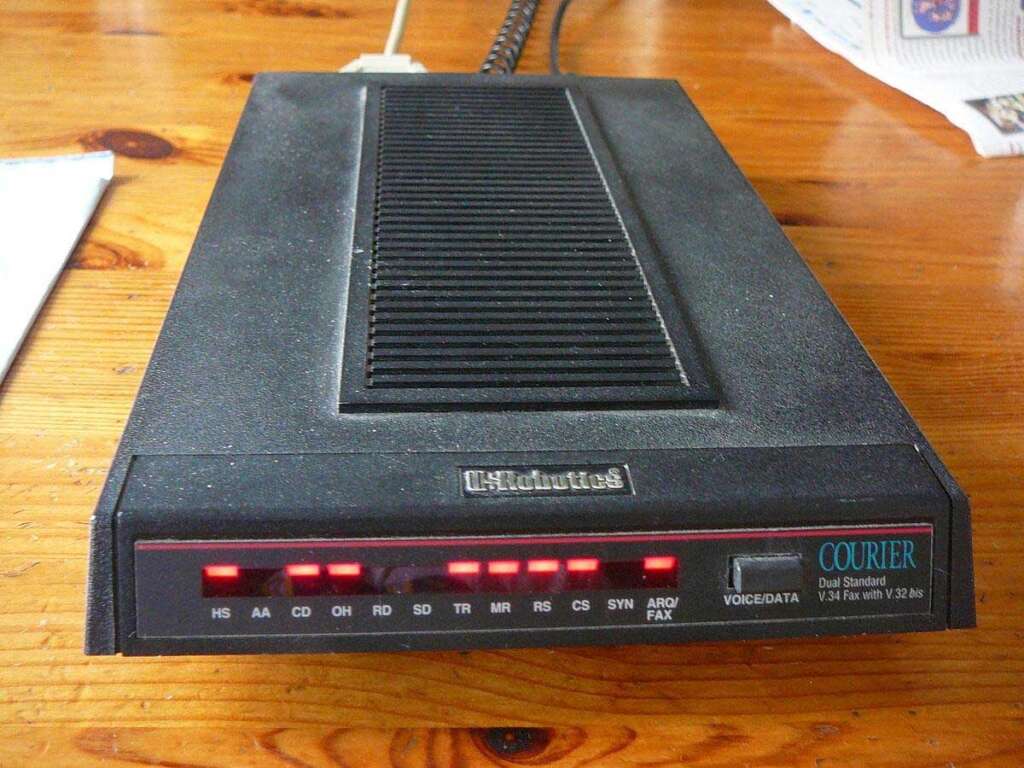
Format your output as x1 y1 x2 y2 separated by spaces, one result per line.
85 74 975 656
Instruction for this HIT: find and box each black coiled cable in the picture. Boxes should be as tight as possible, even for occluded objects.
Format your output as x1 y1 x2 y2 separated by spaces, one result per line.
480 0 541 75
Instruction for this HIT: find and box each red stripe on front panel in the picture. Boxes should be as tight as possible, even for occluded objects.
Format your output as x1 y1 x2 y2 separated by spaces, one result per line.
136 525 933 552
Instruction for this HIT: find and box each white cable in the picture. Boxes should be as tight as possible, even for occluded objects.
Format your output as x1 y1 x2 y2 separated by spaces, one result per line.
340 0 425 73
383 0 410 55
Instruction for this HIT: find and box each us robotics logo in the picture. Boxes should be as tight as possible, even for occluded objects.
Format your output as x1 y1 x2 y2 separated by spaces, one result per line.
461 465 633 497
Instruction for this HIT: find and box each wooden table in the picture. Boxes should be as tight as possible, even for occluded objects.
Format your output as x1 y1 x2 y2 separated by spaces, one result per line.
1 1 1022 764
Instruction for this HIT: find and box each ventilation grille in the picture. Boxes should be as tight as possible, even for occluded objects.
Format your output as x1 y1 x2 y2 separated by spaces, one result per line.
341 84 712 409
339 83 716 409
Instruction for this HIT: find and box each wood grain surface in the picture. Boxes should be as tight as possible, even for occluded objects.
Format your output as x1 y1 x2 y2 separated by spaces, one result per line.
1 0 1022 765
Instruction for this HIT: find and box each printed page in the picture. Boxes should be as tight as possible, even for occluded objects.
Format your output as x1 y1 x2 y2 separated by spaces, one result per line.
766 0 1024 156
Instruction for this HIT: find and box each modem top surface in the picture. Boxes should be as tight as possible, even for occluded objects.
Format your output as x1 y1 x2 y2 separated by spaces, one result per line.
119 73 923 458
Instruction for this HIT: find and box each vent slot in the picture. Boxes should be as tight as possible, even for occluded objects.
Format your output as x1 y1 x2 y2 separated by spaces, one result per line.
340 85 714 410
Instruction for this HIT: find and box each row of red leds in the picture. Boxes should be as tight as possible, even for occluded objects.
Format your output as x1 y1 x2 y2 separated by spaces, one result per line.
446 557 676 575
202 556 678 598
204 563 363 580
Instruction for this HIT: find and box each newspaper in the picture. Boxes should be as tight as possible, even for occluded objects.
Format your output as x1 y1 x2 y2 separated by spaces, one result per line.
766 0 1024 157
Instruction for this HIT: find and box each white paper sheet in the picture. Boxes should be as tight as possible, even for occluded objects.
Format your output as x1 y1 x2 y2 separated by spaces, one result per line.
0 151 114 387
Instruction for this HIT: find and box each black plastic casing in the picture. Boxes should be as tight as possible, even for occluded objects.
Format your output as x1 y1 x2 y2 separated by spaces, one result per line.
85 74 975 656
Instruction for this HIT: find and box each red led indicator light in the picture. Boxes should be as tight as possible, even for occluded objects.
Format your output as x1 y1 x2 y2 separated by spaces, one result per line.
527 559 560 574
448 561 481 576
487 560 520 575
203 564 240 580
644 556 677 572
285 563 321 578
566 558 600 573
327 563 361 577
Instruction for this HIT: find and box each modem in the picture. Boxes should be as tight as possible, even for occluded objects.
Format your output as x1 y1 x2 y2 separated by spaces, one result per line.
86 74 975 655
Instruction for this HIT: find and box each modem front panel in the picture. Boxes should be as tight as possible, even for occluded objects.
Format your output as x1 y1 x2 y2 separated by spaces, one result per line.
134 525 935 642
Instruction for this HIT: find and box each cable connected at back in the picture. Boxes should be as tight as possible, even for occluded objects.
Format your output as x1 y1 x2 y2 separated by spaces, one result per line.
550 0 575 74
480 0 541 75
